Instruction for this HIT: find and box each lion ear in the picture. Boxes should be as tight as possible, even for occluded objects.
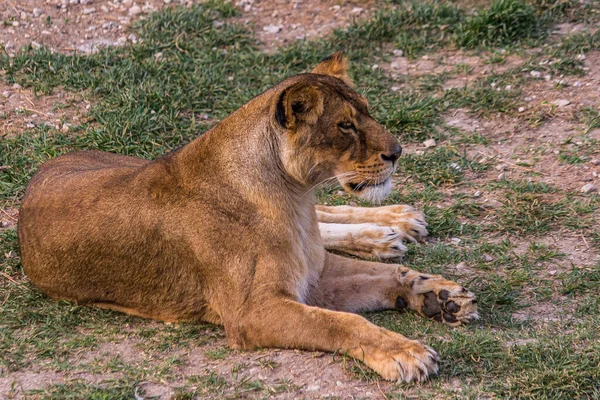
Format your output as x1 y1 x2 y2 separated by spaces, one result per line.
275 83 324 130
311 51 354 87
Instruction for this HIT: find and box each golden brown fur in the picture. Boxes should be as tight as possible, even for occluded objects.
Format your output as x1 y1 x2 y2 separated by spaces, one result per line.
18 52 477 382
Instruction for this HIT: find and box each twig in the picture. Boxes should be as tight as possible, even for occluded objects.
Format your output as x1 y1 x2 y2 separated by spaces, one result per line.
22 107 52 118
0 208 17 221
0 271 24 287
175 33 188 54
581 234 590 250
376 381 390 400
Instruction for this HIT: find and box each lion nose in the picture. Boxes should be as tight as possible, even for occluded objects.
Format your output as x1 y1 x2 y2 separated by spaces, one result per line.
380 143 402 164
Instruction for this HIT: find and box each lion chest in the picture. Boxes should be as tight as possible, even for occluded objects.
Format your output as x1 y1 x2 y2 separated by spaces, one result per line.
288 210 325 304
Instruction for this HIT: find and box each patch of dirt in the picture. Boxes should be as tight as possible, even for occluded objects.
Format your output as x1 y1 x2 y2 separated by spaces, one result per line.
78 338 145 365
511 235 600 269
0 0 181 56
444 109 600 193
512 300 574 323
234 0 375 50
0 371 66 398
380 49 523 88
180 343 388 398
519 51 600 119
0 83 91 139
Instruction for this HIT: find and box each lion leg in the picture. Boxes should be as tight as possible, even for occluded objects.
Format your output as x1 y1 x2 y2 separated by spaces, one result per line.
316 205 428 260
225 295 438 383
319 222 408 261
309 253 479 326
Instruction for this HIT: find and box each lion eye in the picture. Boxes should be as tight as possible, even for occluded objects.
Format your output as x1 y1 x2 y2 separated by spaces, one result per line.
338 121 356 131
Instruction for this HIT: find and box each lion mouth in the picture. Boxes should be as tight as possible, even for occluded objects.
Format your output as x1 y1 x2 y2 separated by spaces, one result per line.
346 180 389 192
341 177 393 203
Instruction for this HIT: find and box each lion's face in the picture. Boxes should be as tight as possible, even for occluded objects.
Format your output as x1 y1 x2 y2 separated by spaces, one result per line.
274 52 401 203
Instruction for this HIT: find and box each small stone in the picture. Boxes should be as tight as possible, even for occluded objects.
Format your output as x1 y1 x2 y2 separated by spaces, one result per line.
573 81 582 87
128 5 142 15
12 21 19 27
128 33 137 43
592 171 598 178
164 0 172 3
449 162 462 171
544 74 552 81
450 238 462 245
390 58 406 70
263 24 282 34
524 97 533 102
505 85 512 90
577 54 586 60
590 159 600 166
496 164 508 171
530 70 542 78
20 11 28 19
83 7 96 14
548 270 557 276
331 5 341 11
391 86 401 92
423 138 436 148
351 7 363 13
336 380 343 387
455 262 467 270
474 191 481 198
518 107 526 113
102 22 113 29
497 173 505 180
414 150 425 156
80 0 92 4
581 184 597 193
26 123 35 128
31 41 42 49
393 49 404 57
372 64 379 70
483 254 494 262
33 8 43 17
551 99 570 107
485 199 503 209
12 83 22 90
0 221 9 228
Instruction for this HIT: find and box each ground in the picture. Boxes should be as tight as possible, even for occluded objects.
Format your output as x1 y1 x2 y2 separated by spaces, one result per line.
1 0 600 399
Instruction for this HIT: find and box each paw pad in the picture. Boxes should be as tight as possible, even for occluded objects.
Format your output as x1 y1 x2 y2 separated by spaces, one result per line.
421 290 468 325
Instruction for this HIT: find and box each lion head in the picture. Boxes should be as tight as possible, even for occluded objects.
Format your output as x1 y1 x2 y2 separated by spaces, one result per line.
273 52 401 203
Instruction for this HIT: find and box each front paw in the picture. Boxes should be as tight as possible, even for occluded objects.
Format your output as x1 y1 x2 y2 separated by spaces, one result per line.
359 332 439 382
397 272 479 326
371 205 429 243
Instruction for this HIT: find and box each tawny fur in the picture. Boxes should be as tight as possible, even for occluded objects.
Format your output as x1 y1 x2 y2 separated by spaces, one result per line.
18 53 477 383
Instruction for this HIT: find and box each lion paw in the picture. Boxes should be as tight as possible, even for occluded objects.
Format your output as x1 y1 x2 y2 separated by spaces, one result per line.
352 224 408 261
363 333 439 382
396 272 479 326
365 205 429 243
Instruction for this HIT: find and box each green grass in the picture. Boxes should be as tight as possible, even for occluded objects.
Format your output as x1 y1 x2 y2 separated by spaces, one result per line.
2 0 600 398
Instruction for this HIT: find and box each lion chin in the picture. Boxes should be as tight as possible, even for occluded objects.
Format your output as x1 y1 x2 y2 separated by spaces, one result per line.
342 177 393 203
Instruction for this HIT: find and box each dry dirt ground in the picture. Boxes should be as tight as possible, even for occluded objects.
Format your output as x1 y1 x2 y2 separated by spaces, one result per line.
1 0 600 399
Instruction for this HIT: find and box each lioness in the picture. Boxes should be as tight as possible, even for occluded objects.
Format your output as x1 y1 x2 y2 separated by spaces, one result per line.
18 52 477 382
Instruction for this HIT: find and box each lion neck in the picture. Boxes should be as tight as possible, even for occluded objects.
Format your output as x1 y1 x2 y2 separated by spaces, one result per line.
174 98 317 218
